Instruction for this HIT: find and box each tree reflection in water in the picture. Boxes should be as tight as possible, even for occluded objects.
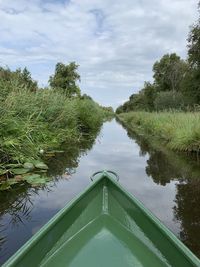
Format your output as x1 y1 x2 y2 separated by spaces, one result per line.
174 180 200 256
119 120 200 257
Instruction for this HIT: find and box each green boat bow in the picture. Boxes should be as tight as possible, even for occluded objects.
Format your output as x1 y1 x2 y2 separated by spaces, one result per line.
3 171 200 267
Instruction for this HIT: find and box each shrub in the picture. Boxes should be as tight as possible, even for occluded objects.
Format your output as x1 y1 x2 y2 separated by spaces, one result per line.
154 91 185 111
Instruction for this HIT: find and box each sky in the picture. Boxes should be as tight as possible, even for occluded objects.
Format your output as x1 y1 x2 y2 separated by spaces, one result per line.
0 0 198 108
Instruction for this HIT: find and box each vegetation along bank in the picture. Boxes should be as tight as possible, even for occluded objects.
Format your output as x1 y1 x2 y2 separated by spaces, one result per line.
117 112 200 153
116 3 200 155
0 62 114 190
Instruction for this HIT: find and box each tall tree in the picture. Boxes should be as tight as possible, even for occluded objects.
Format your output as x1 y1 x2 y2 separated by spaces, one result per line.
49 62 81 97
186 2 200 103
153 53 187 93
188 2 200 69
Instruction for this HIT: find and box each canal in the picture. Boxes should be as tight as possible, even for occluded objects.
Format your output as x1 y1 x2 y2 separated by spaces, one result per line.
0 119 200 264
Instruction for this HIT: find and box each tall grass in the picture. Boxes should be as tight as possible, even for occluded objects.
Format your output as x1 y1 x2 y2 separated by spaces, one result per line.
118 112 200 153
0 88 104 164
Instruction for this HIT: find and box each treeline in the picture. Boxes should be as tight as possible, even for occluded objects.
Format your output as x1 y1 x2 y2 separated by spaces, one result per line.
0 62 113 170
116 3 200 113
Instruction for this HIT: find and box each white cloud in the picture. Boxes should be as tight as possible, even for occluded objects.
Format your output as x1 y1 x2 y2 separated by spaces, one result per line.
0 0 198 107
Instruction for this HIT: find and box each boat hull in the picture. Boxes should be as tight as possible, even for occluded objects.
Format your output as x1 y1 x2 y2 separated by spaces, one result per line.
3 171 200 267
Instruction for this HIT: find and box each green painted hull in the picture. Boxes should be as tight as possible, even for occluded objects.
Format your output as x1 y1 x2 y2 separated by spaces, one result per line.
3 171 200 267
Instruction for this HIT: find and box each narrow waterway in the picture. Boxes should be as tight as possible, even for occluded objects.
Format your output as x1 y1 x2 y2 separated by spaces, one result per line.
0 119 200 264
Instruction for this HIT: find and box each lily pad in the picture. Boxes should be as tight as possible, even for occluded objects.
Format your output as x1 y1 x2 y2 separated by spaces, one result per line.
7 178 18 185
23 174 40 183
35 162 48 170
11 168 29 175
35 170 47 173
23 174 46 184
5 163 23 168
44 176 52 182
23 162 34 170
30 159 42 165
23 173 51 186
0 182 11 191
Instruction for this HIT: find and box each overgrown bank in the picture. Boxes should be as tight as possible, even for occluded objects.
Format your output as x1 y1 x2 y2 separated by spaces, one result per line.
0 63 113 189
117 112 200 153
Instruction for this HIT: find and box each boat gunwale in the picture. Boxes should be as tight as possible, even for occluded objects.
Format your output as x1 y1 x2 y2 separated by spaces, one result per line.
2 171 200 266
2 174 103 267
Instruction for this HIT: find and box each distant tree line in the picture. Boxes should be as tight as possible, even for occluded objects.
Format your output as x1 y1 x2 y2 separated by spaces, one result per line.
116 3 200 113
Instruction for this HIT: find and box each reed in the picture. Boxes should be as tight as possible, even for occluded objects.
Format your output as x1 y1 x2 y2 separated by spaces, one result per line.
117 111 200 153
0 88 104 164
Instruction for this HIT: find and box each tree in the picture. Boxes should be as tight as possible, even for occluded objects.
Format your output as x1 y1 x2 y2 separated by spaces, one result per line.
153 53 187 92
188 1 200 69
81 94 93 100
186 2 200 104
154 91 185 111
141 82 157 111
16 67 38 92
49 62 81 97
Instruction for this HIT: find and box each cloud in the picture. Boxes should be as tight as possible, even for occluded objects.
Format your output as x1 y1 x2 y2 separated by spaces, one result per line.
0 0 198 107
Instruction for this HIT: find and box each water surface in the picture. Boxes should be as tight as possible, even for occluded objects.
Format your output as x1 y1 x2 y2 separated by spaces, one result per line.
0 119 200 264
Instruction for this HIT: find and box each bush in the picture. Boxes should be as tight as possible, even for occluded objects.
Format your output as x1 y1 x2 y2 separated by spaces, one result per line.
76 99 103 132
154 91 185 111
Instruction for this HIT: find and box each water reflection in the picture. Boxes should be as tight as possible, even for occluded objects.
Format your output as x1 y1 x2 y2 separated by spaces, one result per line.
119 120 200 257
0 129 101 264
174 180 200 256
0 119 200 264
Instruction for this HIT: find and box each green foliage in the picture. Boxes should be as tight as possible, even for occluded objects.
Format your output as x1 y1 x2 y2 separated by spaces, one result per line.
118 112 200 153
186 4 200 104
16 67 38 92
101 106 114 120
0 64 105 170
141 82 157 111
117 2 200 113
49 62 81 97
0 67 37 100
153 53 187 92
116 82 156 113
154 91 186 111
76 99 104 132
188 19 200 68
116 52 195 113
80 94 93 100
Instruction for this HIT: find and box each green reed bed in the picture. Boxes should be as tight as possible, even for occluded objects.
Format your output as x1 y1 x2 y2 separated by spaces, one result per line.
0 89 104 163
0 88 104 189
118 112 200 153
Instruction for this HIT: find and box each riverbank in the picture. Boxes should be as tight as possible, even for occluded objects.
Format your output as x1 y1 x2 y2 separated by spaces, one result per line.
1 119 200 264
117 112 200 154
0 66 109 190
0 88 107 189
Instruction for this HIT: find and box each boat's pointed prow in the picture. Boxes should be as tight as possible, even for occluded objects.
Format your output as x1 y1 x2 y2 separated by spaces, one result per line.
3 171 200 267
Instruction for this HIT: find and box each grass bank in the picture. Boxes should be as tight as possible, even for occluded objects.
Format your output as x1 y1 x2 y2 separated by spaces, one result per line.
0 88 105 189
0 89 104 162
117 111 200 153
